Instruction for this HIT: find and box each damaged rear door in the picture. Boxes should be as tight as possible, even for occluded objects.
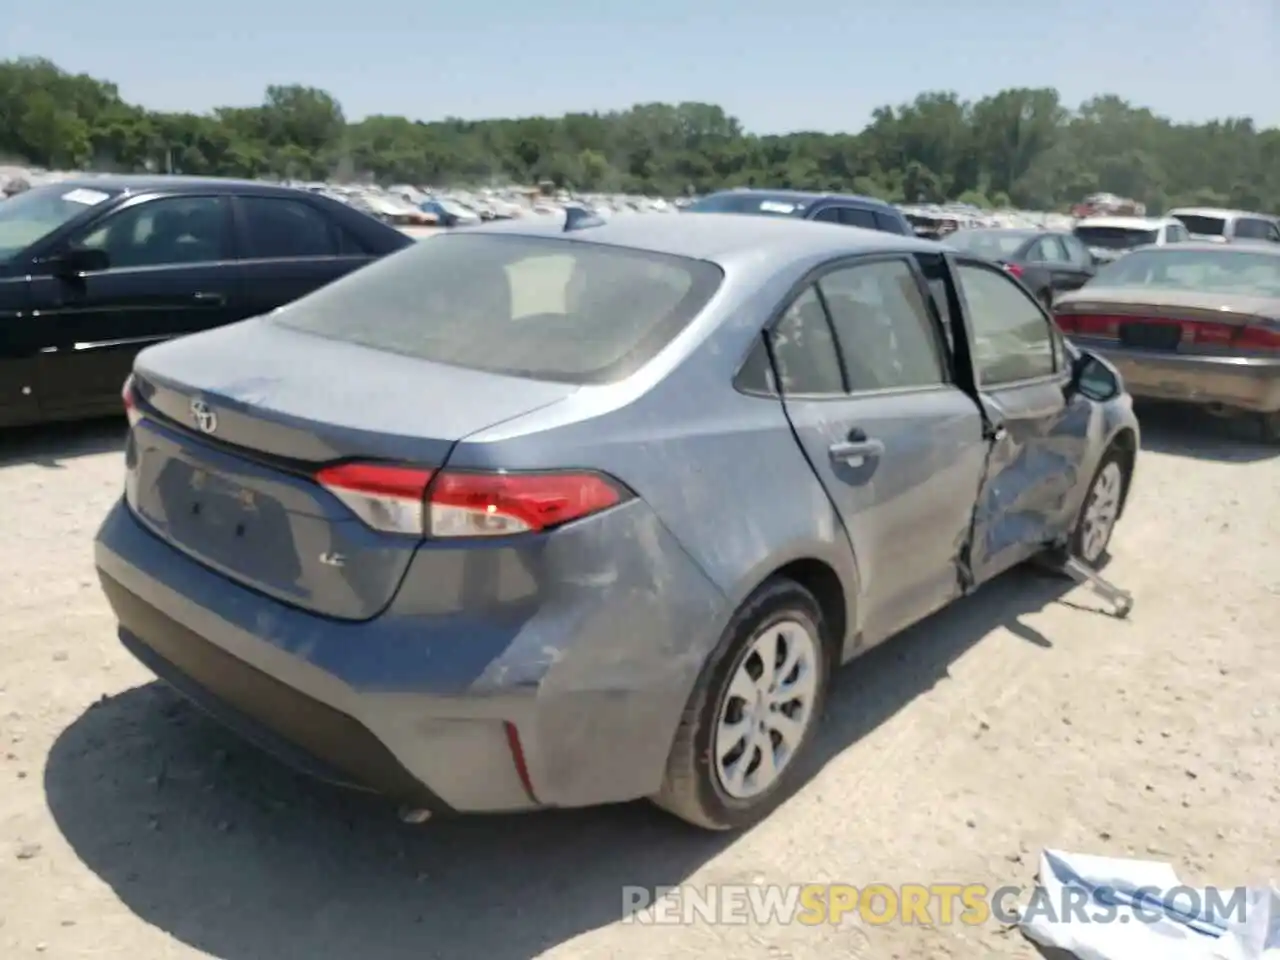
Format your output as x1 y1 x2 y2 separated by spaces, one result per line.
946 254 1087 583
766 254 988 649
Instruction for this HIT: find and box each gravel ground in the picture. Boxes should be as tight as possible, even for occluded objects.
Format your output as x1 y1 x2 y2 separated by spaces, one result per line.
1 404 1277 960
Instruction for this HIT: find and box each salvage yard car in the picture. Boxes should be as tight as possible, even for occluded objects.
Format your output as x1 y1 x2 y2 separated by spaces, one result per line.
684 188 913 236
944 227 1097 310
0 176 412 428
1072 215 1189 266
1054 242 1280 442
94 213 1140 831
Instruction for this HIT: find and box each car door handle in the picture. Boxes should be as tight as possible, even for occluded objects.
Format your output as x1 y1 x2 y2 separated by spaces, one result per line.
192 291 225 305
829 437 885 462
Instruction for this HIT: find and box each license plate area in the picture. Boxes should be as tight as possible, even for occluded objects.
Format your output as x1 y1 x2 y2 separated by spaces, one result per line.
150 457 302 582
1119 321 1182 350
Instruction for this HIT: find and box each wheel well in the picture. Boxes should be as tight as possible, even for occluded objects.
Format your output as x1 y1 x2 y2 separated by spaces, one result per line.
1109 427 1138 516
772 558 847 663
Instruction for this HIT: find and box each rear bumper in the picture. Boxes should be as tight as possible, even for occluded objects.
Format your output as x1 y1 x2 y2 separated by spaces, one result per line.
94 498 728 813
1080 341 1280 413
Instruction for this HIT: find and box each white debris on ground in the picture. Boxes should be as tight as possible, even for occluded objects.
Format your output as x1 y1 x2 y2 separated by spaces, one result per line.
1020 849 1280 959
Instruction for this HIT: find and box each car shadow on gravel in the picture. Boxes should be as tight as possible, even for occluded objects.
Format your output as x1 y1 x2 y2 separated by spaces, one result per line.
1135 401 1278 462
44 568 1079 960
0 417 127 468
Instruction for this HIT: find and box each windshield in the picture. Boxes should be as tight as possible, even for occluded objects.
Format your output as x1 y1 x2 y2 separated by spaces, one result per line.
684 193 806 217
272 233 724 384
0 183 118 260
1073 226 1159 250
1090 248 1280 297
945 230 1029 259
1171 214 1227 237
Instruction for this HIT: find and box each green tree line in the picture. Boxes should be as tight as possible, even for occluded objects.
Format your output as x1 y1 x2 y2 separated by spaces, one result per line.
3 56 1279 213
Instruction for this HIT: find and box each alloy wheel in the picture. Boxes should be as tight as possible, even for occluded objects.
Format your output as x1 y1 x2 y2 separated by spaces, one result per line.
1080 461 1123 563
713 618 820 800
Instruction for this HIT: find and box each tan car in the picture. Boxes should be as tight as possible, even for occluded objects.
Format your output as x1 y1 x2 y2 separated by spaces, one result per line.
1054 242 1280 441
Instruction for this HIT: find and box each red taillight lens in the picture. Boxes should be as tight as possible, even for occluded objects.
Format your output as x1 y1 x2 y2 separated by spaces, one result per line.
1003 262 1024 278
315 463 435 535
428 470 628 538
1054 313 1120 338
1055 314 1280 352
314 463 630 537
122 374 141 428
1189 321 1280 352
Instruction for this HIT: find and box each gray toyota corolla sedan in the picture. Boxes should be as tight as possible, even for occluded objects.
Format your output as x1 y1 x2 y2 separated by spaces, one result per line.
95 212 1140 830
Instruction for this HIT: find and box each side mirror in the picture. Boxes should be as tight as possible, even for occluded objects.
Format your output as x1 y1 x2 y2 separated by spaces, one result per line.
1068 350 1120 402
51 246 110 276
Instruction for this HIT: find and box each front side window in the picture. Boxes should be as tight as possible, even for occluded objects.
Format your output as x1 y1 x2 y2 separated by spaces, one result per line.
0 183 120 261
1062 235 1093 267
74 196 229 269
836 207 880 230
240 197 337 258
956 261 1056 386
273 233 723 384
1028 236 1070 263
818 259 945 391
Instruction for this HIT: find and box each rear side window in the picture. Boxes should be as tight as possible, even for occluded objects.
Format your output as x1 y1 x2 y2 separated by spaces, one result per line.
768 287 844 395
240 197 338 258
873 211 905 234
818 260 945 391
1234 218 1273 241
272 233 723 384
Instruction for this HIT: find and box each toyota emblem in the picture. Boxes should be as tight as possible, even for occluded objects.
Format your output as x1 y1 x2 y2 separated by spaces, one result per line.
190 398 218 434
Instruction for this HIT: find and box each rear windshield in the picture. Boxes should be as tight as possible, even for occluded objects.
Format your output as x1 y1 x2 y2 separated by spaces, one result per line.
1170 214 1227 237
1073 226 1159 250
1091 248 1280 297
271 233 724 384
684 193 807 217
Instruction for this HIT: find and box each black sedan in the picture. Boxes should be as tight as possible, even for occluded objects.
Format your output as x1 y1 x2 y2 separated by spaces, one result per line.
0 176 413 428
945 228 1097 310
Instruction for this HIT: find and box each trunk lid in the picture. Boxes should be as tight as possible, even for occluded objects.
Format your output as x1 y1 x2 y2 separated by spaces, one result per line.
127 318 576 620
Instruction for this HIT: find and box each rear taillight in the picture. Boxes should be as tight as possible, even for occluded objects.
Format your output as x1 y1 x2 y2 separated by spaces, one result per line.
1055 314 1280 352
1191 322 1280 352
122 374 142 428
428 470 627 537
314 463 630 538
1054 313 1119 338
1002 262 1024 278
315 463 435 535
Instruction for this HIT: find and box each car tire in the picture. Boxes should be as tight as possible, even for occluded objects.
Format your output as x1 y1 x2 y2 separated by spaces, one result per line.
1069 447 1129 566
651 577 831 831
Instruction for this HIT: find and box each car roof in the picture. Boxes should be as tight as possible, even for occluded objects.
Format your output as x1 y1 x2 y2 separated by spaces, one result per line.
33 175 315 197
702 187 899 212
951 227 1056 238
471 211 940 263
1075 216 1173 229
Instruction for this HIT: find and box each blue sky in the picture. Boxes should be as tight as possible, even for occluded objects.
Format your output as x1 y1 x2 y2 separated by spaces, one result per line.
5 0 1277 133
